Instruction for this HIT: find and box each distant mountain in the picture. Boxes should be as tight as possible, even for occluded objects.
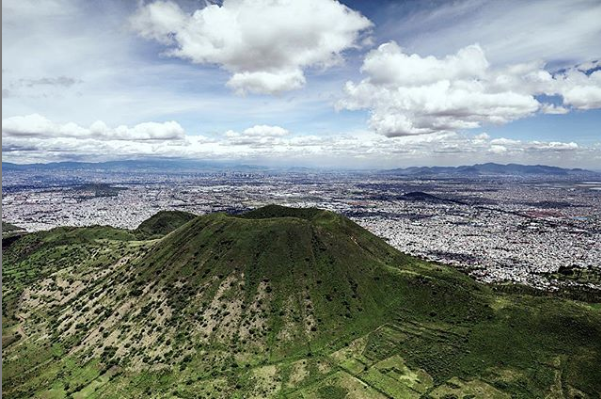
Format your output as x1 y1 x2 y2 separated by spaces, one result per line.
3 160 598 176
381 162 598 177
400 191 457 204
3 205 601 397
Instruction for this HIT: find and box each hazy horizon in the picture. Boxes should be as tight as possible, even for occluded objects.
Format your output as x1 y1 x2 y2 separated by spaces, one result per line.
2 157 601 172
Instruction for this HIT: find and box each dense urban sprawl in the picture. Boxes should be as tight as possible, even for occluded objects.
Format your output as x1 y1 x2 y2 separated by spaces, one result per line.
3 169 600 290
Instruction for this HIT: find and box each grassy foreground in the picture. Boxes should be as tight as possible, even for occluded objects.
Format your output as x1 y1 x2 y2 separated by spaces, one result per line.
2 206 600 398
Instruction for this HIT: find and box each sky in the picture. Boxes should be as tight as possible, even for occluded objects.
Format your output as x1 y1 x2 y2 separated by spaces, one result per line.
2 0 601 169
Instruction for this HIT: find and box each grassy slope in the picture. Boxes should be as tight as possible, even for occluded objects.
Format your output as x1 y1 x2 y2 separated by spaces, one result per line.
2 221 26 240
2 221 22 233
134 210 197 239
2 206 600 398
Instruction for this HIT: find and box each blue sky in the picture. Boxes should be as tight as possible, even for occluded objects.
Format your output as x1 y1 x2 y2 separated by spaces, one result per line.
2 0 600 168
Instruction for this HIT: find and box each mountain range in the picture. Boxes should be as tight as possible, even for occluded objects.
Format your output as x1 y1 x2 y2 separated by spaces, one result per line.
2 160 599 176
2 205 600 398
380 162 596 176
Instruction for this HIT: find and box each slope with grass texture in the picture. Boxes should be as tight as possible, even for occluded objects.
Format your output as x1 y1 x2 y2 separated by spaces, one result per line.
2 221 23 233
2 206 600 398
2 221 26 242
134 210 196 239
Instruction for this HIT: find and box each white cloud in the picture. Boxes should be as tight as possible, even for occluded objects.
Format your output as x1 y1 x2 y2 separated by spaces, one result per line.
361 43 489 86
488 145 507 154
540 104 569 115
529 141 579 151
130 0 372 94
3 115 599 169
223 124 290 146
338 42 601 137
490 138 521 146
243 125 289 137
558 69 601 110
226 70 306 95
129 0 186 45
2 114 185 141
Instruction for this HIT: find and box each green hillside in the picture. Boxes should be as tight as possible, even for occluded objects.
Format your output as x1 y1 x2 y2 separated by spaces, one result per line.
2 221 22 233
2 206 600 398
134 210 197 239
2 221 25 238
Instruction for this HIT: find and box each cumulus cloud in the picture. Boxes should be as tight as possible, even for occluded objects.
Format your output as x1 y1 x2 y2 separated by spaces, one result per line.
558 67 601 110
130 0 372 94
2 114 185 141
3 115 598 169
361 43 490 86
488 145 508 154
338 42 601 137
243 125 289 137
528 141 579 151
540 104 570 115
487 137 580 153
224 124 290 146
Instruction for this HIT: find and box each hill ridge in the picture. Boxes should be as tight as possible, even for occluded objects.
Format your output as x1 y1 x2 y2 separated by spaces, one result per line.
2 205 600 398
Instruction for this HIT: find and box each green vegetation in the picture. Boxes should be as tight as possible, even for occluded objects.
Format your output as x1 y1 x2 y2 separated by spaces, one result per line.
239 204 327 221
2 221 25 239
2 206 600 398
550 265 601 286
3 221 22 233
134 209 196 239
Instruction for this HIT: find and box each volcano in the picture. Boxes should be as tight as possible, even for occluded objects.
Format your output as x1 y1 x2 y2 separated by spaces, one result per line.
2 205 600 398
